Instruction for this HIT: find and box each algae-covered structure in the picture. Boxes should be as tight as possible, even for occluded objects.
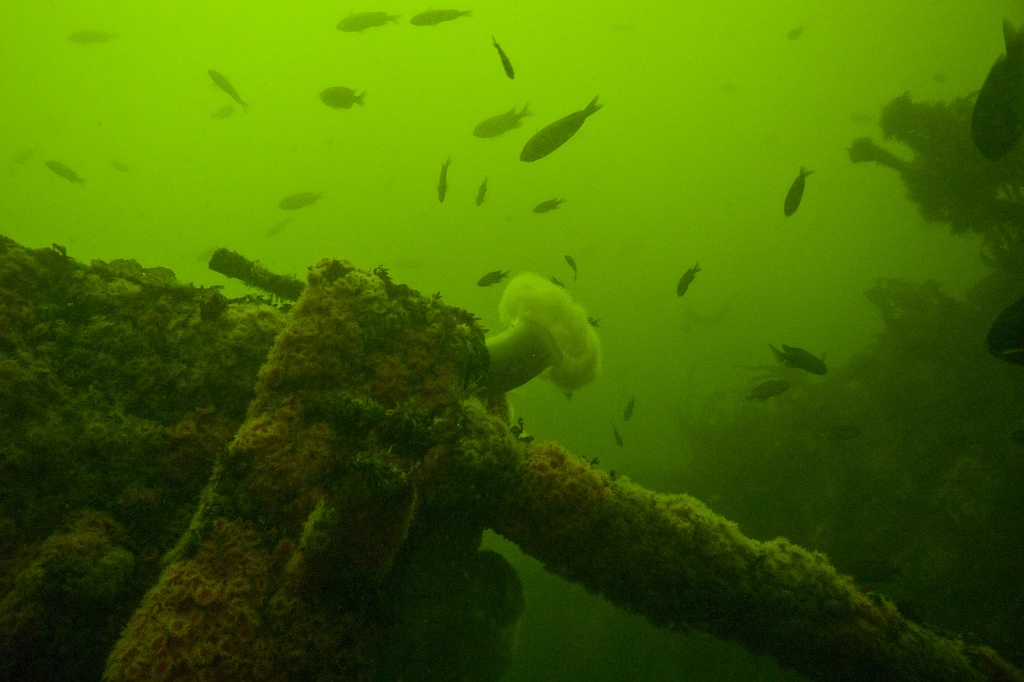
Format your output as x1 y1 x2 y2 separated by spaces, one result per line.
0 234 1020 681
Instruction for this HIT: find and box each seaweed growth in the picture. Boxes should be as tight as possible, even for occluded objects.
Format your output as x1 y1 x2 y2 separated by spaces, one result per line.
681 270 1024 669
208 247 305 302
848 93 1024 262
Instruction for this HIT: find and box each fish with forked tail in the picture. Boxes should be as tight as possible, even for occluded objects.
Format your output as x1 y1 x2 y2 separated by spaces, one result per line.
521 96 602 162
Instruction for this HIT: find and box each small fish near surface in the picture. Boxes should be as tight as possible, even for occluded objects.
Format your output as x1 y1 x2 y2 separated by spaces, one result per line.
110 160 129 172
320 86 365 109
477 270 509 287
770 343 827 375
437 156 450 203
676 262 701 297
492 36 514 79
611 423 624 447
14 149 35 164
336 12 400 32
987 293 1024 365
564 255 577 280
787 26 804 41
533 198 564 213
265 218 292 238
410 9 472 26
45 160 84 184
747 379 791 401
476 176 488 206
208 69 248 112
473 104 532 138
211 104 234 119
972 19 1024 160
550 276 565 289
278 192 322 210
587 316 600 328
784 166 813 216
68 30 117 44
521 96 603 162
623 397 635 421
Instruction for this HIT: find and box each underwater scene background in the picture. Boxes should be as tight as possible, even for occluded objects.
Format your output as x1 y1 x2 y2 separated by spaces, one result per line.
3 0 1024 679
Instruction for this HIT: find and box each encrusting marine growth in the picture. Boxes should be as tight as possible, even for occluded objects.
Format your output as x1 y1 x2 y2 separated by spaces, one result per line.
0 236 1016 681
100 256 1020 681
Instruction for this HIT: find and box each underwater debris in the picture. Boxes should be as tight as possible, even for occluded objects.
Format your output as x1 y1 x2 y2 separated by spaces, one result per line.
208 247 304 302
848 92 1024 239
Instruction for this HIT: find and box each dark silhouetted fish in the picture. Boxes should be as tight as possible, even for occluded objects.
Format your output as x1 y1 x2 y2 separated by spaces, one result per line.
477 270 509 287
211 104 234 119
972 19 1024 160
336 12 400 32
13 149 35 164
747 379 790 401
438 156 450 202
68 30 117 44
565 255 577 280
521 96 602 162
492 36 514 79
45 160 84 184
787 26 804 40
208 69 248 112
784 166 812 216
676 262 701 297
476 176 488 206
278 192 322 210
987 293 1024 364
111 160 129 172
611 423 624 447
770 344 827 375
623 397 635 421
533 198 564 213
587 317 600 328
410 9 472 26
473 104 532 138
320 86 365 109
550 276 565 288
265 218 292 238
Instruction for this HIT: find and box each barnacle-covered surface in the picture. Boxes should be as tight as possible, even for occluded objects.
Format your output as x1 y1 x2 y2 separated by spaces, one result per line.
0 234 286 680
2 234 1021 681
102 257 526 681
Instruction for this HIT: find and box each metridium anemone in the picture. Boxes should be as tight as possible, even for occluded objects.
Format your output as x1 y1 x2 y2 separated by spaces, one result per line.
482 272 601 395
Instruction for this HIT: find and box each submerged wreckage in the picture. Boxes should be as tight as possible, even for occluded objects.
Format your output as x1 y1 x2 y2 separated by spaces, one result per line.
0 235 1019 681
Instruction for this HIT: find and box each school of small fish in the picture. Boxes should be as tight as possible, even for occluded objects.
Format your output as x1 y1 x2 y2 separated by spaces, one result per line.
38 11 1024 463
